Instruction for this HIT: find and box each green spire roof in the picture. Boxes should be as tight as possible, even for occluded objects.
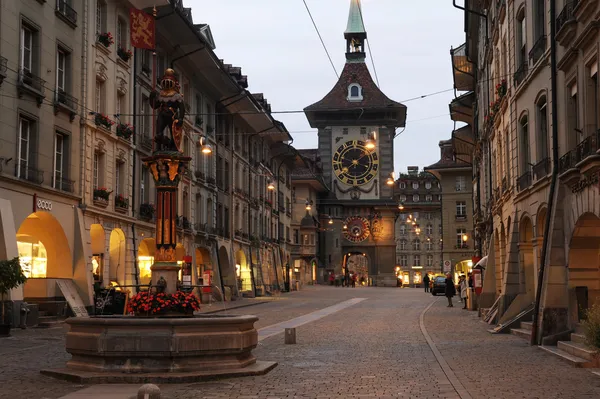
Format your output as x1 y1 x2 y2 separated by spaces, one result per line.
345 0 366 34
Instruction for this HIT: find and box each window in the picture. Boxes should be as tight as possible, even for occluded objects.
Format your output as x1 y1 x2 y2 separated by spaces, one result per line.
456 201 467 216
413 239 420 251
456 228 467 247
400 240 407 251
53 133 68 190
96 0 106 36
425 181 432 189
93 152 104 189
426 212 433 220
426 224 433 235
141 94 150 136
587 63 599 133
413 194 419 202
347 83 363 101
519 116 530 174
21 25 33 73
140 167 148 204
533 0 545 41
399 194 407 202
400 225 406 235
141 50 150 73
116 17 126 48
516 10 526 67
426 241 433 251
195 94 203 126
18 117 34 179
95 80 104 113
426 194 432 202
413 255 421 267
536 97 548 161
567 83 580 147
400 182 406 189
56 49 67 92
400 255 407 267
115 161 124 196
427 255 433 267
455 176 466 191
412 182 419 189
294 229 299 244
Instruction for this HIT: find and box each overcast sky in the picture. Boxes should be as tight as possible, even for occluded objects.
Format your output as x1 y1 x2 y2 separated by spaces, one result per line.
191 0 465 174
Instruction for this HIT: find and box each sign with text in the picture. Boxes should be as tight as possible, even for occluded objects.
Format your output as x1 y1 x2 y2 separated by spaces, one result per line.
473 269 483 295
443 260 451 273
56 280 89 317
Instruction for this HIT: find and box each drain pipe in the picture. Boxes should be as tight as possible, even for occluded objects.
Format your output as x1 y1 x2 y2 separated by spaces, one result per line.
531 0 559 346
131 48 140 289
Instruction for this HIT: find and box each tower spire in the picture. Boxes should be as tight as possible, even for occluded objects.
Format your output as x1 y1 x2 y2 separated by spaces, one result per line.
344 0 367 63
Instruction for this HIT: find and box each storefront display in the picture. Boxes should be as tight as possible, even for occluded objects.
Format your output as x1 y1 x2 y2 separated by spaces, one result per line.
17 239 47 278
413 271 422 285
138 255 153 285
92 254 103 283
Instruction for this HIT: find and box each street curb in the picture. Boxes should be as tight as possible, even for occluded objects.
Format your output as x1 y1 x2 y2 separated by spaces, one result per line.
420 300 473 399
199 299 271 314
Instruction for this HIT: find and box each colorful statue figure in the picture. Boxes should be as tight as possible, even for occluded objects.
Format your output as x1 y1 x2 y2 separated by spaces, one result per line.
150 68 185 152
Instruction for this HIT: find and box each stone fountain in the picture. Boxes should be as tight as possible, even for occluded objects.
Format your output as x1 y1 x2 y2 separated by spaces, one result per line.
41 70 276 384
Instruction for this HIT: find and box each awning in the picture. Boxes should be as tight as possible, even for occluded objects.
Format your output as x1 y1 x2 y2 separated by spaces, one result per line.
474 256 488 270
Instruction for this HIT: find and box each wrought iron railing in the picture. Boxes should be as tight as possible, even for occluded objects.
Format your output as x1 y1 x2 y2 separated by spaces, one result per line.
55 89 77 109
533 157 551 180
529 35 547 65
557 1 578 34
15 163 44 185
514 62 528 87
54 176 75 193
559 149 578 174
18 68 45 95
576 131 600 162
516 170 532 191
56 0 77 25
502 177 508 193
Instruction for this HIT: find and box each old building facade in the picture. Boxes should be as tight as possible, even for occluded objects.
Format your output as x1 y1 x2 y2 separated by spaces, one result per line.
394 167 443 287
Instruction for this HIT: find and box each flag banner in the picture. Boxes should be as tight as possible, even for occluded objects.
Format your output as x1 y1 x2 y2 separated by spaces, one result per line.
130 8 155 49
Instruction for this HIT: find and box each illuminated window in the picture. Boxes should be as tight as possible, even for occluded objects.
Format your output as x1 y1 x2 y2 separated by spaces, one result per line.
17 239 47 278
138 256 154 285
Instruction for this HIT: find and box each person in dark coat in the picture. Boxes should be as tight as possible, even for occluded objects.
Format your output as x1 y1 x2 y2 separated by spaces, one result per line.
444 273 456 307
423 274 430 293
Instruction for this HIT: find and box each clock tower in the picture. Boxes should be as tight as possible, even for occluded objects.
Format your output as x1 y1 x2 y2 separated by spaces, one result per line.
304 0 407 286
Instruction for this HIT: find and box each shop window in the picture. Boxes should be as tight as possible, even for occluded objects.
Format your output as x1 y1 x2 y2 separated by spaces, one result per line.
17 239 47 278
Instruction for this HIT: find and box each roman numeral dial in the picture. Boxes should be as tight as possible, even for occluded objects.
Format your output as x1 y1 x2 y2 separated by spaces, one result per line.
333 140 379 186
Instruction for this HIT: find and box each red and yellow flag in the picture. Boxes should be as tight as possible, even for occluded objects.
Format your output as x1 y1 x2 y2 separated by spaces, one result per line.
129 8 155 49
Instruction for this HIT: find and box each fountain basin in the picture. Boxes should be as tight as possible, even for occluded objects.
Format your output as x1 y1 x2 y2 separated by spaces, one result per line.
41 314 277 383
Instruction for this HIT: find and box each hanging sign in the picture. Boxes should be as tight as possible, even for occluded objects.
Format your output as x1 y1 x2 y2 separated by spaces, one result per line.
443 260 451 272
473 269 483 295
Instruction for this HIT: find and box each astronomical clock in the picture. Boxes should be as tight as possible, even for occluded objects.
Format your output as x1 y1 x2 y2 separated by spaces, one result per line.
343 216 371 243
333 140 379 186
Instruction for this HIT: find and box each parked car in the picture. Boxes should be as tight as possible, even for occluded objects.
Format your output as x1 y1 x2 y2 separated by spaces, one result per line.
431 276 446 296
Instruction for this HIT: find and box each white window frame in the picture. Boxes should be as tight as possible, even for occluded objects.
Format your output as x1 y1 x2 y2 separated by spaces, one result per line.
413 255 421 267
116 17 125 48
412 182 419 189
456 176 466 191
57 49 66 92
21 26 33 73
425 181 432 189
413 194 419 202
95 80 103 113
400 182 406 189
427 255 433 267
96 0 105 36
457 228 467 247
18 117 31 179
93 152 100 189
347 83 363 101
53 133 65 189
426 224 433 235
456 201 467 216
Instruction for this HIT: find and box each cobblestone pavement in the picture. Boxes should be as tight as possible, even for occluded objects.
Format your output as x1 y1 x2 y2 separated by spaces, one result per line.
1 286 599 398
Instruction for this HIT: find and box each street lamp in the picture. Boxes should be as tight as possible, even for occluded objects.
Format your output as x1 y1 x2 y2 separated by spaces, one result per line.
462 234 469 242
305 200 313 211
267 180 275 190
343 224 348 230
328 217 334 225
199 136 212 154
386 172 395 186
398 202 405 210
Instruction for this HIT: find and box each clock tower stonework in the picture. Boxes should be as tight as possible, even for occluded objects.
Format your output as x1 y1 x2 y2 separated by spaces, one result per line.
304 0 406 286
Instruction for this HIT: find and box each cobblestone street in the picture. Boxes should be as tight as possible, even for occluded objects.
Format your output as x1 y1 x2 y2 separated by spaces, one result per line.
1 286 600 399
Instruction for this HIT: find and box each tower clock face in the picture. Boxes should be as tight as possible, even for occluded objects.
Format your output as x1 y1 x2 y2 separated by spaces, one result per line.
343 216 371 243
333 140 379 186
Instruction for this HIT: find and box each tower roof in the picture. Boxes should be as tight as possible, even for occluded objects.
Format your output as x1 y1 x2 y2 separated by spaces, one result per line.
345 0 366 36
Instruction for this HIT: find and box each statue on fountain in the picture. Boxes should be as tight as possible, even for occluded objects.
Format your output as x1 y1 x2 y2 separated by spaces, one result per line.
149 68 185 152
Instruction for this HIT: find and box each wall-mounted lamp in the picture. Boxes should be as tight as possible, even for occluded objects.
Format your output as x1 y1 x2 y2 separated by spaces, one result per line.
267 180 275 190
199 136 212 154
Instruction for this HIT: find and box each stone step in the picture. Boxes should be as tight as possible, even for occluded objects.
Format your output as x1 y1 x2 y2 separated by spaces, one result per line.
520 321 533 331
539 345 596 368
37 316 67 328
510 328 531 340
573 323 585 335
557 340 599 363
572 333 586 344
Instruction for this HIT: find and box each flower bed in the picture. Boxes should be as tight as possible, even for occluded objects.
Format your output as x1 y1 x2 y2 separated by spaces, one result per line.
127 291 201 316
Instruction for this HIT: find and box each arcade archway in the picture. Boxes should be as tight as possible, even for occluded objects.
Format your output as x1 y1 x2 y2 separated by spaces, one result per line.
235 249 252 293
109 229 126 284
90 224 105 284
519 216 535 297
16 211 72 297
343 251 369 285
568 213 600 321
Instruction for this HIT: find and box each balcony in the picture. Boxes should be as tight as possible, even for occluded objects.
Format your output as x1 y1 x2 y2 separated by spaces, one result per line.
15 164 44 185
516 170 532 191
291 244 316 257
450 43 475 92
557 1 578 45
529 35 547 66
501 177 509 193
0 56 7 86
54 177 75 193
54 90 77 121
18 69 46 104
55 0 77 28
533 157 551 180
575 130 600 175
138 203 155 221
455 214 467 222
514 62 528 87
194 170 206 181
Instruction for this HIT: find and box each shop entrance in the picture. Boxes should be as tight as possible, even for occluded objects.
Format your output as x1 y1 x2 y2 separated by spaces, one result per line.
235 249 252 294
90 224 105 286
567 212 600 322
16 211 73 298
109 229 126 285
137 238 155 286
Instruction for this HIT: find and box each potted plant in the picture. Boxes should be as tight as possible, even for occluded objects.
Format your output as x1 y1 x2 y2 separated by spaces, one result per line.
116 123 133 140
117 47 133 62
97 32 114 48
94 113 114 130
115 194 129 210
139 203 155 220
0 257 27 336
127 291 201 317
93 187 111 201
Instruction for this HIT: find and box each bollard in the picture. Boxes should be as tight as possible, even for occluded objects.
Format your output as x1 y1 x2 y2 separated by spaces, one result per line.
138 384 161 399
285 327 296 344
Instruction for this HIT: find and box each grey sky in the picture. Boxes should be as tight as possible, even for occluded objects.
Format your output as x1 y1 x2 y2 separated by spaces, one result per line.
191 0 465 174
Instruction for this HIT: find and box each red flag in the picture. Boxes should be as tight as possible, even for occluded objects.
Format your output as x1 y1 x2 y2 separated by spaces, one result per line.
129 8 155 49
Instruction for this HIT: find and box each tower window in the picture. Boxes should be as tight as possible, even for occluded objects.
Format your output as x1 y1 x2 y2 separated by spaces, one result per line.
348 83 363 101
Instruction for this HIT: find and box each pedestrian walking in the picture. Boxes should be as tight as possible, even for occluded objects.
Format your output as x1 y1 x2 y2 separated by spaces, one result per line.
351 272 357 288
423 273 430 293
444 273 455 307
329 272 335 286
459 275 468 309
